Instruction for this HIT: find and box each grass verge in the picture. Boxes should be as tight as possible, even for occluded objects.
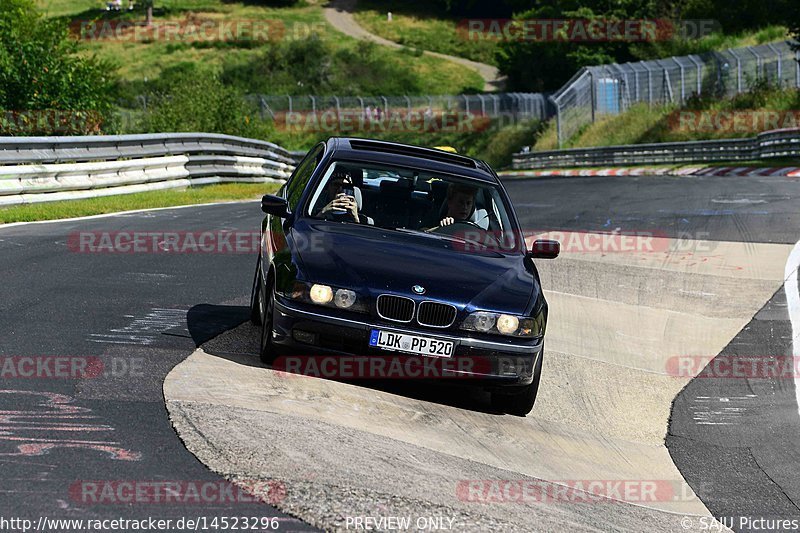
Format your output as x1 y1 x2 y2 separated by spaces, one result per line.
352 0 497 66
500 158 800 175
49 0 482 95
0 182 278 224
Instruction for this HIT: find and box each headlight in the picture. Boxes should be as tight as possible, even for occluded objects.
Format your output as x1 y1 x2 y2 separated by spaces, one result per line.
286 282 367 313
496 314 519 335
310 284 333 304
461 311 540 338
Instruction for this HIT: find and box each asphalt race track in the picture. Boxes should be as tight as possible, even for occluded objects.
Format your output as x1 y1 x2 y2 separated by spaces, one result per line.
3 173 800 532
0 205 314 531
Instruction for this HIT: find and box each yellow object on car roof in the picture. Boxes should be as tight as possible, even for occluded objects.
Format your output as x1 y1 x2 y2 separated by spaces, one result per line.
433 146 458 153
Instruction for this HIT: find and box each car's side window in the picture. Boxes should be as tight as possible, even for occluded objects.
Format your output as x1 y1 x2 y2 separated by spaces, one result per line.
285 144 323 212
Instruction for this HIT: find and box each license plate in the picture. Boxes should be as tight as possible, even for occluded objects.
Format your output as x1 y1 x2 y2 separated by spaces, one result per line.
369 329 454 358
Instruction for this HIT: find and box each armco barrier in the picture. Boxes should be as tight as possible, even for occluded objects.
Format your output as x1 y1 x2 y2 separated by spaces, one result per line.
512 128 800 170
0 133 296 206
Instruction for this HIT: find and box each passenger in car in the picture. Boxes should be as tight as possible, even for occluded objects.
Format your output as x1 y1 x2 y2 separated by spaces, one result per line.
439 183 478 227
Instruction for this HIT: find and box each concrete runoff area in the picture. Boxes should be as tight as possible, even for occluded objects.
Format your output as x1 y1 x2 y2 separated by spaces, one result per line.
164 231 793 530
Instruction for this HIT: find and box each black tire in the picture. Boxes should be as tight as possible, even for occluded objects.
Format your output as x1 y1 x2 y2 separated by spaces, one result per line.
259 270 278 365
250 257 263 326
491 351 543 416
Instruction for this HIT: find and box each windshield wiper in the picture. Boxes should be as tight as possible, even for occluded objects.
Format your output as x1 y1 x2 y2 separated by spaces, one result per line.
393 227 463 242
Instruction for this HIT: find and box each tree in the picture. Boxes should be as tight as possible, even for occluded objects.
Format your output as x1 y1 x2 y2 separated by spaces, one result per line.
495 2 650 92
789 1 800 53
0 0 117 134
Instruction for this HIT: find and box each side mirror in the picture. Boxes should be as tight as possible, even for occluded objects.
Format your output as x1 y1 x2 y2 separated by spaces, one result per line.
528 239 560 259
261 194 290 217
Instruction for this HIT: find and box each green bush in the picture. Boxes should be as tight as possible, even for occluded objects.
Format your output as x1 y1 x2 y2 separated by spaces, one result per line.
477 119 543 168
220 34 333 94
497 0 797 92
335 41 423 95
0 0 117 134
137 71 270 139
220 37 424 96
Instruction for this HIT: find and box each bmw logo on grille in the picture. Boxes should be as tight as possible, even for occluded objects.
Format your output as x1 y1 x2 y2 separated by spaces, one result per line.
412 285 426 295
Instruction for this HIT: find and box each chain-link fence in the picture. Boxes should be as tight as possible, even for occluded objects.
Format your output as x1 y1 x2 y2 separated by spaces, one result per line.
124 41 798 146
250 93 553 122
552 40 800 147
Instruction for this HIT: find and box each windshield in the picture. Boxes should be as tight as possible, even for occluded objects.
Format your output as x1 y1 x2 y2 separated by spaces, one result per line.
306 160 522 252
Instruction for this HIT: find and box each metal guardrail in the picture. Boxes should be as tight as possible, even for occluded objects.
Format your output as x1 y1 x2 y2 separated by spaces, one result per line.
512 128 800 169
289 150 307 165
0 133 296 206
0 132 294 165
551 40 800 147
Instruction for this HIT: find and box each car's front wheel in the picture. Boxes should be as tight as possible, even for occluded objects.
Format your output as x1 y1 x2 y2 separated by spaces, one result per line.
491 351 543 416
258 270 278 365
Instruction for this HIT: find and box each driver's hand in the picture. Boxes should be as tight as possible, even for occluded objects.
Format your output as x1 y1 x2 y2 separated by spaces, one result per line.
439 217 455 227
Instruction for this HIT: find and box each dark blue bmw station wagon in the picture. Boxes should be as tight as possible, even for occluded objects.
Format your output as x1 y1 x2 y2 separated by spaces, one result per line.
250 138 558 415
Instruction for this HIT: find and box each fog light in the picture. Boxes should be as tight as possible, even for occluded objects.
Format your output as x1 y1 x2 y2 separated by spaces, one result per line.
496 314 519 335
334 289 357 308
499 358 519 376
309 284 333 304
293 330 316 345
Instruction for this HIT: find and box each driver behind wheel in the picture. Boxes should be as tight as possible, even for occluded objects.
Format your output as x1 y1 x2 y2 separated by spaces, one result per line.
439 183 477 227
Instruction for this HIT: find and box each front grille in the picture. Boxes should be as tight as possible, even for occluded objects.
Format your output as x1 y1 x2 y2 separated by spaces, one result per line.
376 295 415 322
417 301 457 328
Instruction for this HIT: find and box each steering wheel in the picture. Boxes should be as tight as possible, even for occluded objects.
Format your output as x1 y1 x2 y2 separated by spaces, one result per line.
429 221 502 249
429 220 482 235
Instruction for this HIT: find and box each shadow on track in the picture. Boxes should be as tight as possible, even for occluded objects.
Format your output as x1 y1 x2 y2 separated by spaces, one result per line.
188 303 503 415
186 304 250 346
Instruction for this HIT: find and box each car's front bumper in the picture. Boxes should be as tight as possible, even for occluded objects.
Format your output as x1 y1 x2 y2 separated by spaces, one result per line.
270 296 542 388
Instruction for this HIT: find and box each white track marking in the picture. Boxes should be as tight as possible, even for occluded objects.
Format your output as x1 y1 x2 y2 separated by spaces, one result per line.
0 200 257 231
786 240 800 421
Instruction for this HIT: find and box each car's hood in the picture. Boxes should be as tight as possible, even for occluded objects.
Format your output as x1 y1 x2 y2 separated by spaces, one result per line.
292 220 537 315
